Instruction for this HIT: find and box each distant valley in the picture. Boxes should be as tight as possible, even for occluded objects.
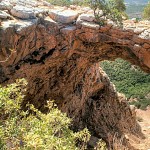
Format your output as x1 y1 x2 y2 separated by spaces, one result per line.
125 0 149 5
125 0 149 18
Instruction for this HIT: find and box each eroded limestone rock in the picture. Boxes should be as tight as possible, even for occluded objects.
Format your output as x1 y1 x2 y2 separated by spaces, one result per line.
10 6 36 19
0 1 13 10
49 9 79 24
0 10 11 19
0 1 150 149
79 13 95 22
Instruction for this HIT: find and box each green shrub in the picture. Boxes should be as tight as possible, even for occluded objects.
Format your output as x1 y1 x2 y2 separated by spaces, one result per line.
71 0 90 6
0 79 107 149
46 0 71 6
143 2 150 20
130 99 150 110
109 0 126 12
94 139 107 150
91 0 126 26
46 0 91 6
0 79 91 149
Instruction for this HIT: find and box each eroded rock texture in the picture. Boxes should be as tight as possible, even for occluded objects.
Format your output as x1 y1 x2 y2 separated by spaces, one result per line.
0 0 150 149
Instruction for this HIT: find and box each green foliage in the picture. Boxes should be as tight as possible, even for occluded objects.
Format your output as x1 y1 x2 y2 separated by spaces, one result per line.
46 0 90 6
101 59 150 109
46 0 127 26
143 2 150 20
94 139 107 150
130 99 150 110
91 0 126 26
0 79 107 149
109 0 126 12
0 79 91 149
71 0 91 6
46 0 71 6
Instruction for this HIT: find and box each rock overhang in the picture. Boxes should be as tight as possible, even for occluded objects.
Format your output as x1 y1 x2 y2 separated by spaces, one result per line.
0 1 149 149
0 0 150 71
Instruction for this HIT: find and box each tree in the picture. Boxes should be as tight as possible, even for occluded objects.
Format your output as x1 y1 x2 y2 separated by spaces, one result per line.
143 2 150 20
91 0 126 26
109 0 126 12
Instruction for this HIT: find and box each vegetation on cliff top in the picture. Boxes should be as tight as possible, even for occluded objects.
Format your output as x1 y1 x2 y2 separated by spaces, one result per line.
0 79 107 150
143 2 150 20
47 0 126 26
46 0 90 6
101 59 150 109
91 0 126 26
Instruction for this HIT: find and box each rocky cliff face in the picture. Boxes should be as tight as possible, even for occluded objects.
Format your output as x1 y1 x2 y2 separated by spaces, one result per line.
0 0 150 149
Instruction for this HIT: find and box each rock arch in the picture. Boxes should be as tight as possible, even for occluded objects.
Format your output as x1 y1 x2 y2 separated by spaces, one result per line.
0 1 150 149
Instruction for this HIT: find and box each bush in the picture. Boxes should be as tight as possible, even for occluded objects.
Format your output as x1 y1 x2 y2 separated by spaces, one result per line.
71 0 90 6
91 0 126 26
109 0 126 12
0 79 107 149
47 0 90 6
47 0 71 6
143 2 150 20
0 79 91 149
130 99 150 110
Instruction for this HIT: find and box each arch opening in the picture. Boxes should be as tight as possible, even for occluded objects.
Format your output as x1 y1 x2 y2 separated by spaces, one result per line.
101 58 150 109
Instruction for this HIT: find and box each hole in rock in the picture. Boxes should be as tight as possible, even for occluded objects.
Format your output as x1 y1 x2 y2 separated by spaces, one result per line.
100 58 150 110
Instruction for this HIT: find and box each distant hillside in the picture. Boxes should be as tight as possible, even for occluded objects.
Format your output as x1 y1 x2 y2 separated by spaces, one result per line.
125 0 149 18
125 0 149 5
126 4 146 18
101 59 150 109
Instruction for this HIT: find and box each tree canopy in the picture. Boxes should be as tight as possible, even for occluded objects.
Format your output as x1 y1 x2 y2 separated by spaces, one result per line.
143 2 150 20
90 0 126 26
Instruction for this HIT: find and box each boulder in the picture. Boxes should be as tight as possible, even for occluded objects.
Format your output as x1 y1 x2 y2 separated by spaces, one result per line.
78 13 95 22
80 21 100 30
0 10 11 19
139 30 150 40
10 6 36 19
0 1 13 10
49 9 79 24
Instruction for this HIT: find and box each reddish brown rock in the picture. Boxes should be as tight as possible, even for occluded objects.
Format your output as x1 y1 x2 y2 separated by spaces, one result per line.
143 43 150 49
0 2 150 149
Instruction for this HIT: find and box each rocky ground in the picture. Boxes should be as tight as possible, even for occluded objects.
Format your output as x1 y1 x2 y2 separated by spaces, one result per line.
126 108 150 150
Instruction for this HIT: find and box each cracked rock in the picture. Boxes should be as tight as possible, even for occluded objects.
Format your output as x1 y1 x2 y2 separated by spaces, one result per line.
10 5 36 19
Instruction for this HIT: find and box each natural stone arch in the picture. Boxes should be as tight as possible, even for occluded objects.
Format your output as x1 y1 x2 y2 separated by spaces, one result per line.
0 2 150 149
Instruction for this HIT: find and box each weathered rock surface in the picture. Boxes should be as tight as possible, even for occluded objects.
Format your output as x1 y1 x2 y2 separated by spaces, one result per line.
10 6 36 19
0 10 11 19
49 9 79 24
0 0 150 149
0 0 12 10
